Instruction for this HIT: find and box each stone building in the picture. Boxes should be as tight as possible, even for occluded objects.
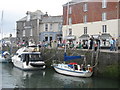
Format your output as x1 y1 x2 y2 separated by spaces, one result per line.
16 10 62 45
62 0 120 46
39 15 62 43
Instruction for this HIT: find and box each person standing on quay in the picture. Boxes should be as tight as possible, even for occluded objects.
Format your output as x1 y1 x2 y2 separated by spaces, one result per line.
110 38 114 51
89 38 94 49
113 38 117 51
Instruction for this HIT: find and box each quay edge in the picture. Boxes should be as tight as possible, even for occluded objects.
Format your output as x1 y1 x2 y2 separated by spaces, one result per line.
2 46 120 79
42 48 120 79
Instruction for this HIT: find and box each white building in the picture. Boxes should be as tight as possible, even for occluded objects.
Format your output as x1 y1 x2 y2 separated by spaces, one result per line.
62 0 120 46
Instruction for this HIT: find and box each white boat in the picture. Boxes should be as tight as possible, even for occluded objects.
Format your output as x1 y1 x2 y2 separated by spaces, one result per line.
53 64 93 77
52 55 93 77
12 46 46 70
0 51 11 63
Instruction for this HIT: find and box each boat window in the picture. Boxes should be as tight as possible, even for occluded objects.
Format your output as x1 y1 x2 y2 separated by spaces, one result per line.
29 55 32 58
74 65 78 70
21 54 26 62
15 53 18 55
18 55 21 57
29 54 43 61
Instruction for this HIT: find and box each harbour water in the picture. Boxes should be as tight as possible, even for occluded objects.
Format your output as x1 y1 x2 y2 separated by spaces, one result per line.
0 62 119 88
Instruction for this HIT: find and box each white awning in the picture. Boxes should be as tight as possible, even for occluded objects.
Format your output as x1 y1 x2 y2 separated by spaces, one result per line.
100 33 112 40
65 35 76 40
79 34 90 40
92 34 100 39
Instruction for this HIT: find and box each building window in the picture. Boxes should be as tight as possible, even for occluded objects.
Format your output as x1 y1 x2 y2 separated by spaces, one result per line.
68 17 72 25
50 24 52 31
84 27 87 34
23 30 25 36
84 15 87 23
83 3 88 12
23 22 25 27
45 24 48 31
58 23 62 31
102 12 107 21
69 28 72 35
30 29 32 36
102 25 107 33
102 0 107 8
69 6 72 14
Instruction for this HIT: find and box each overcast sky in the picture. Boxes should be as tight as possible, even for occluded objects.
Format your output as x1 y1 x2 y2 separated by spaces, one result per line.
0 0 69 39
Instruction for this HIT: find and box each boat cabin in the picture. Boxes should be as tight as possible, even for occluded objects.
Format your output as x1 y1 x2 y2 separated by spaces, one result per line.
18 52 43 62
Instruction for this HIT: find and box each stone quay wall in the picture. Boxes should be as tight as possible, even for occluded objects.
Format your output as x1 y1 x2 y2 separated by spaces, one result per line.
2 46 119 79
41 48 119 79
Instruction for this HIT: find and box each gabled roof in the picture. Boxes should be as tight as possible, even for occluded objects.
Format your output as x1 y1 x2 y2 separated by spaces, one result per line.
42 16 63 23
30 10 44 20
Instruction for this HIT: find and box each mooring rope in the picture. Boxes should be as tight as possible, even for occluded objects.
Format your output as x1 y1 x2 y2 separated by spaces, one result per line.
91 43 100 68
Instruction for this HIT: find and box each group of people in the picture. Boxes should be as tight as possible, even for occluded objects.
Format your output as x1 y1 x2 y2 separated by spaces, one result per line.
63 38 100 51
17 37 118 52
65 37 118 51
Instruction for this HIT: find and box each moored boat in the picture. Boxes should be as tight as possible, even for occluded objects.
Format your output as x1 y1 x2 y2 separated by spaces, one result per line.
12 46 46 70
52 54 93 77
0 51 11 63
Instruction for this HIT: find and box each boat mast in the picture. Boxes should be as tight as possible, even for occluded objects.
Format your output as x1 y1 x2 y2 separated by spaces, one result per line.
0 10 3 53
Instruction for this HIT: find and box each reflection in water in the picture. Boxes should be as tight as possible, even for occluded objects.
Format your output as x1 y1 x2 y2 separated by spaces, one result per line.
53 72 93 88
12 67 46 88
2 63 46 88
1 63 119 88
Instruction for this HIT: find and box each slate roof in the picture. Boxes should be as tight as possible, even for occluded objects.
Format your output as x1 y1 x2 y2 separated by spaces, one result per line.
41 16 63 23
17 10 62 23
63 0 93 6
